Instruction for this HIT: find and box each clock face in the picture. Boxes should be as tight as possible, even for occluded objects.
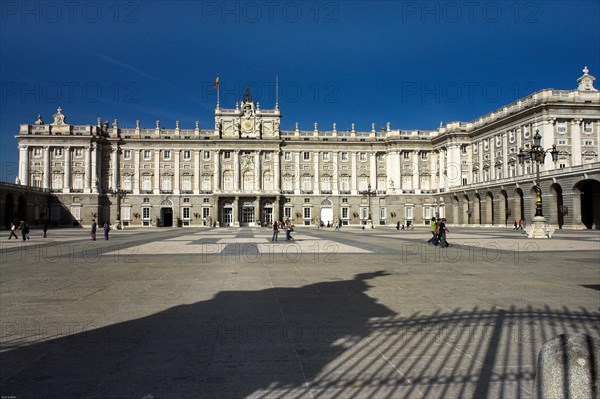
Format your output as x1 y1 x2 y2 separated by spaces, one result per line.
242 120 254 132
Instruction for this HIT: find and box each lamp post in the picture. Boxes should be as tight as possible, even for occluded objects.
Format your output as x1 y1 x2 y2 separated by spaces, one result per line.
360 183 376 228
517 129 559 237
112 187 126 229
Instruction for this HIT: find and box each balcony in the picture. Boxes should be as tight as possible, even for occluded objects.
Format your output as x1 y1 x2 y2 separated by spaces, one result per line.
301 190 314 194
161 190 173 194
321 190 332 194
181 190 193 194
402 190 415 194
281 190 294 194
376 190 386 195
339 190 351 194
200 190 212 194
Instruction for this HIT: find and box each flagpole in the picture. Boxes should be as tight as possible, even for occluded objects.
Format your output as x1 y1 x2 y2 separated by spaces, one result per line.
217 79 220 109
275 74 279 110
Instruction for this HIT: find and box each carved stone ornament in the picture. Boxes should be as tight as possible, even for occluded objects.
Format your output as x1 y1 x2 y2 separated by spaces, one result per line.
241 155 254 171
52 107 66 126
35 114 44 125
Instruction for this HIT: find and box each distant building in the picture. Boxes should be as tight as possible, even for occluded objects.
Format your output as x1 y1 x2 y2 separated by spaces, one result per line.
4 68 600 229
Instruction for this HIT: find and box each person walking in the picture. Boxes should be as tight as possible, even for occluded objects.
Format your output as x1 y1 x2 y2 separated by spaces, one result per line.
17 220 29 241
438 218 450 248
272 220 279 241
91 219 97 241
396 221 400 231
8 222 19 240
427 217 437 244
42 221 49 238
103 222 111 240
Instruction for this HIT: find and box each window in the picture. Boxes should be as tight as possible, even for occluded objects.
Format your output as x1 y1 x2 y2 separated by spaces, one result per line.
224 151 231 160
558 139 567 145
163 150 171 160
33 147 42 157
122 207 131 221
183 150 191 160
359 152 367 162
321 175 331 191
524 126 531 138
559 163 566 169
462 177 468 185
584 140 593 146
204 151 211 160
342 198 348 203
75 148 83 157
203 197 210 203
461 146 467 154
284 152 291 161
73 174 84 191
203 207 210 219
509 131 515 143
557 122 566 133
201 176 211 191
377 153 385 161
302 176 311 191
284 207 292 219
341 152 348 161
144 150 151 160
182 207 190 220
380 207 386 220
303 152 310 161
182 175 192 191
496 136 501 146
322 152 330 161
54 148 63 157
403 152 410 160
123 150 131 160
52 174 62 189
340 176 350 192
142 207 150 220
143 197 150 203
358 176 368 191
304 198 310 203
161 175 172 192
142 175 152 191
183 197 190 203
405 206 414 219
473 144 478 154
584 122 592 133
71 206 81 220
122 175 132 191
421 152 428 160
303 207 311 219
264 152 272 160
341 207 349 219
484 140 489 150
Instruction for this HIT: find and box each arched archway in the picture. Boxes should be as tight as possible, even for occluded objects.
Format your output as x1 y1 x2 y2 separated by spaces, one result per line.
160 199 174 227
499 190 508 226
573 179 600 229
4 193 14 229
514 188 524 221
17 195 27 222
474 193 482 225
485 192 494 225
549 183 564 229
320 199 333 226
463 195 470 224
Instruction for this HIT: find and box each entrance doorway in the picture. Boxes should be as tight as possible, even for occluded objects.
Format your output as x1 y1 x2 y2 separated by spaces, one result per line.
320 199 333 226
161 208 173 227
241 205 255 225
263 207 273 224
223 207 232 227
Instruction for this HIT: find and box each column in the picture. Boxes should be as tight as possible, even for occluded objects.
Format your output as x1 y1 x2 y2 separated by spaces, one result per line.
502 133 508 178
351 151 357 194
571 119 582 166
274 195 280 221
439 148 446 190
213 150 220 191
490 137 496 180
254 195 261 223
91 145 99 193
153 149 160 194
467 145 473 185
369 151 377 189
294 151 301 193
133 150 140 194
194 150 200 194
233 196 239 227
332 152 339 194
516 128 523 176
234 150 240 191
64 146 72 192
412 151 420 192
18 145 29 186
111 146 119 191
478 142 484 180
274 151 280 191
541 118 556 172
174 150 180 194
430 150 438 191
43 146 50 189
254 151 261 191
84 145 91 193
314 151 320 194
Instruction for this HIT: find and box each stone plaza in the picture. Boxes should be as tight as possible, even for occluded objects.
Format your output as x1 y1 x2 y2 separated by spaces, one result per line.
0 225 598 398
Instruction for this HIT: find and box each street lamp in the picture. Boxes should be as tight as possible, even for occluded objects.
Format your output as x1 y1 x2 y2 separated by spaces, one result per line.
517 129 559 237
360 183 376 228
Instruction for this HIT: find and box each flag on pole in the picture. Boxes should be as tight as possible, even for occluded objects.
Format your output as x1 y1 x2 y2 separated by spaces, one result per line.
213 76 219 90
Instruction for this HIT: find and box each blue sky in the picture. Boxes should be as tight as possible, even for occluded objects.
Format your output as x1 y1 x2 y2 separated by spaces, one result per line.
1 0 598 182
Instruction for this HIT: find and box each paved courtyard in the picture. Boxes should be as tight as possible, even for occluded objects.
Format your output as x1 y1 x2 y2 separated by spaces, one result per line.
1 225 599 398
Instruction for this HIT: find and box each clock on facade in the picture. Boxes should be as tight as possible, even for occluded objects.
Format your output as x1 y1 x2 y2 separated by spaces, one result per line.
242 120 254 132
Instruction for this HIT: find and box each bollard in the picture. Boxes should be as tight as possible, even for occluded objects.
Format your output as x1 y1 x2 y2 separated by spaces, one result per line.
535 333 599 399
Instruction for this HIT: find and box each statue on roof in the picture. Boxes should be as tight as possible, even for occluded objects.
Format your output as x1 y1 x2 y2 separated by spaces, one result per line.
35 114 44 125
51 107 65 126
243 86 253 103
577 66 597 91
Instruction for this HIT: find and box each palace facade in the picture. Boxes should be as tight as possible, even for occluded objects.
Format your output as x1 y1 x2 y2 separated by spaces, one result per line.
4 67 600 229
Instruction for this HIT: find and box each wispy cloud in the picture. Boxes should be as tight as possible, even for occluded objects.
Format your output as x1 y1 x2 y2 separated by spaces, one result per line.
86 51 164 82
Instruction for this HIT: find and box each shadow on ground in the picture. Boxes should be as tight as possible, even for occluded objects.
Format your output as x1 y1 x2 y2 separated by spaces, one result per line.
1 271 599 398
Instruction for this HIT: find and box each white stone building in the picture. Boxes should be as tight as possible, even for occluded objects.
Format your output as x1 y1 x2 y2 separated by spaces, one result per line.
8 68 600 229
